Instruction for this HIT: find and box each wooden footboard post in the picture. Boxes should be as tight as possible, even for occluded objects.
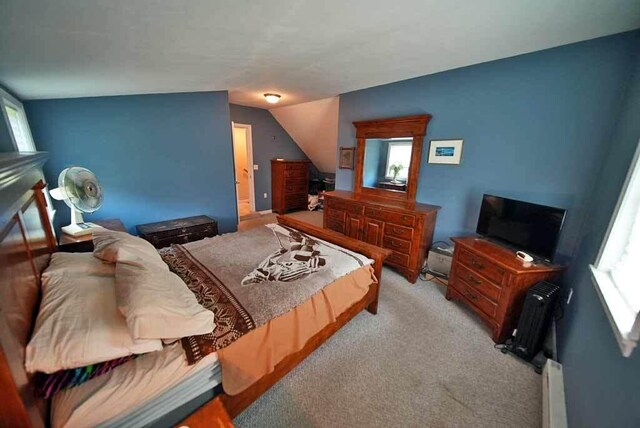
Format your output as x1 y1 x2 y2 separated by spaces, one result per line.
366 251 386 314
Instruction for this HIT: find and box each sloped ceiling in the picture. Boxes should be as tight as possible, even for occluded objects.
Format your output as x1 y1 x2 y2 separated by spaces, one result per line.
270 97 339 173
1 1 639 107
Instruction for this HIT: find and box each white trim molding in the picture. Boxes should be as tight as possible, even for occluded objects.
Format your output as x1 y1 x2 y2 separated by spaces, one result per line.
589 139 640 357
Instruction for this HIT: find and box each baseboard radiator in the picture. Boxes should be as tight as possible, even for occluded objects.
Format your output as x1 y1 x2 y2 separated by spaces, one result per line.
542 359 568 428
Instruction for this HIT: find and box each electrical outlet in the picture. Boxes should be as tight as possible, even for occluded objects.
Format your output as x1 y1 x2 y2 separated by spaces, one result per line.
567 288 574 305
253 164 259 170
263 193 268 198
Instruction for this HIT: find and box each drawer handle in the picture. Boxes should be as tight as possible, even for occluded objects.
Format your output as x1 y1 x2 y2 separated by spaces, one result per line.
465 291 478 301
471 258 484 269
403 215 412 221
393 227 404 234
391 241 402 248
467 275 482 285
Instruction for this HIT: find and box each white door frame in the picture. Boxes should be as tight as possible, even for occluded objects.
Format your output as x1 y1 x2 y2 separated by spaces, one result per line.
231 122 256 219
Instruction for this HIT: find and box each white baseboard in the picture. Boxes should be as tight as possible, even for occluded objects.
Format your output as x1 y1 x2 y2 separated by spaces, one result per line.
543 360 567 428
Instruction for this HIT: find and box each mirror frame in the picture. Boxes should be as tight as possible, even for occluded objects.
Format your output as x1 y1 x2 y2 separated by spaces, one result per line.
353 114 432 202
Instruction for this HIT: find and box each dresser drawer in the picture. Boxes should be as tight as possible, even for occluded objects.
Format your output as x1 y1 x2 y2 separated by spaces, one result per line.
284 163 308 170
326 198 364 215
387 251 410 268
382 236 411 254
384 223 414 240
285 177 307 187
455 263 502 302
458 248 505 285
285 181 307 194
364 207 416 227
284 169 307 179
452 280 498 318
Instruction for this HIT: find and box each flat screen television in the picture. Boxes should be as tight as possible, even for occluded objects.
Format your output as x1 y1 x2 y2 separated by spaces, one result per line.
476 195 566 262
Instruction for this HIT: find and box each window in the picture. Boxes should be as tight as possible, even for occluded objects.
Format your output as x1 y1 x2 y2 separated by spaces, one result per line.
0 87 55 229
1 87 36 152
590 140 640 357
385 141 412 181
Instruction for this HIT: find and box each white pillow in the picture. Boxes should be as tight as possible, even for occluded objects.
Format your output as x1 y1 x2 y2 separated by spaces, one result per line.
92 228 167 270
114 258 214 340
25 253 163 374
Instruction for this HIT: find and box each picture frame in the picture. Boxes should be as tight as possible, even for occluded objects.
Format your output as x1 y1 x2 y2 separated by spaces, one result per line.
428 139 464 165
338 147 356 169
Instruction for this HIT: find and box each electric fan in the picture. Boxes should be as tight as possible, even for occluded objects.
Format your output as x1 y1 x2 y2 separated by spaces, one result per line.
49 167 104 237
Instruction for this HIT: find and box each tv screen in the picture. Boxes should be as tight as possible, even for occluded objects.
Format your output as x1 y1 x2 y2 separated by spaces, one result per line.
476 195 566 262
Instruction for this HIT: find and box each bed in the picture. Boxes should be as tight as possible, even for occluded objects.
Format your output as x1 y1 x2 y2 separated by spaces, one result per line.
0 152 391 427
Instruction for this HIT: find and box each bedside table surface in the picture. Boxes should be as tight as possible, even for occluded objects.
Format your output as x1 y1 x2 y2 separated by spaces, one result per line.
58 219 127 245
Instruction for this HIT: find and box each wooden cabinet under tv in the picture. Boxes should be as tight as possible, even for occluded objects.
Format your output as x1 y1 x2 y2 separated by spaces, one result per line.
447 237 564 343
324 190 440 283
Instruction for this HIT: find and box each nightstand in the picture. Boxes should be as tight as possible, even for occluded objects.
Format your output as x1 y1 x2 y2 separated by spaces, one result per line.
57 219 127 252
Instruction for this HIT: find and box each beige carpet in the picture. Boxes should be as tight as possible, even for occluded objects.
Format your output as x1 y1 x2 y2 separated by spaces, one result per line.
234 213 541 428
234 270 541 427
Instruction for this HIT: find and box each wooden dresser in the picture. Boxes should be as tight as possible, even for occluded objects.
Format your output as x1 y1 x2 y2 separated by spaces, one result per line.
271 159 310 214
324 190 440 283
447 237 564 343
136 215 218 248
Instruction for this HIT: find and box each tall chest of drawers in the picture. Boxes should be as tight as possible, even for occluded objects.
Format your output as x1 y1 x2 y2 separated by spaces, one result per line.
271 159 310 214
447 237 564 343
324 190 440 283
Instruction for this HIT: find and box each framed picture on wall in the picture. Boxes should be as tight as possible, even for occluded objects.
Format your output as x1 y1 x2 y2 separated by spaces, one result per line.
339 147 356 169
428 139 464 165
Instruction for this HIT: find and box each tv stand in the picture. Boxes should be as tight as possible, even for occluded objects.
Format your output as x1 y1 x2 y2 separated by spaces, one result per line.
446 237 565 343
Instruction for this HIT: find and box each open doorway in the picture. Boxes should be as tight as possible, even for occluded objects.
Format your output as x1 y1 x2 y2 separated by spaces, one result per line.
232 123 256 221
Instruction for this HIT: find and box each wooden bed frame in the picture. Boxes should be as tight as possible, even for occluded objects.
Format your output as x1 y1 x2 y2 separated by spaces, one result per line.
0 153 391 427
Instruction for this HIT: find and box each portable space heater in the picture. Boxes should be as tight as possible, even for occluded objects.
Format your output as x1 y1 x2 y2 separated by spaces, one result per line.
509 281 560 362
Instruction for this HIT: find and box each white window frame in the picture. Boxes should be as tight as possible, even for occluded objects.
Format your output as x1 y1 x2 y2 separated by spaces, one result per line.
384 140 412 180
589 139 640 357
1 87 36 152
0 87 55 228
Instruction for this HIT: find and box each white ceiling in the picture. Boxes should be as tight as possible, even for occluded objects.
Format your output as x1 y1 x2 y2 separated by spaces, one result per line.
1 1 639 108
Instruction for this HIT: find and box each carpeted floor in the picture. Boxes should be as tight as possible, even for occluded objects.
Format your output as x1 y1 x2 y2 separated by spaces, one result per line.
234 267 541 428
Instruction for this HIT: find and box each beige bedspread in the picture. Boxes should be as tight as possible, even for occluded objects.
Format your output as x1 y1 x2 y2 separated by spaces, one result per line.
160 223 377 395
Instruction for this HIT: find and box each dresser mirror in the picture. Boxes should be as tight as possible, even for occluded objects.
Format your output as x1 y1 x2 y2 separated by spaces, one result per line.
363 137 413 193
353 115 431 202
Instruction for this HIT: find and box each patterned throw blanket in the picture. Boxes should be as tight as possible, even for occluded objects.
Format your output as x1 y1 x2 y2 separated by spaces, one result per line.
159 223 372 364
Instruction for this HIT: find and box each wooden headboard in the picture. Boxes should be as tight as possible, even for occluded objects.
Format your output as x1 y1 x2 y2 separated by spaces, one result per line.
0 152 56 427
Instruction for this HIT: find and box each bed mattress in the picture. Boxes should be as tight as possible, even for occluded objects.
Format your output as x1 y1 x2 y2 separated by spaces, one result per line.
51 343 221 428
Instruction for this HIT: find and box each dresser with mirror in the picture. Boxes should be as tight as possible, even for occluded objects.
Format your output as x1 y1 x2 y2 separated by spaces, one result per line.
324 115 440 283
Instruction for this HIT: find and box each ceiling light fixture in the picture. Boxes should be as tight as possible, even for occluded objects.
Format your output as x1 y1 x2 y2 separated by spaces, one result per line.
264 93 281 104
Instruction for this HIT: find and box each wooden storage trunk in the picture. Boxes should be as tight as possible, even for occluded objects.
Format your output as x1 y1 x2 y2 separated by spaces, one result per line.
136 215 218 248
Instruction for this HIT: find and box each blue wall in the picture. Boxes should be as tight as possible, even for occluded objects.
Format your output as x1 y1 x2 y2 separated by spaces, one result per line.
26 91 239 233
336 31 640 260
229 104 309 211
559 51 640 428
